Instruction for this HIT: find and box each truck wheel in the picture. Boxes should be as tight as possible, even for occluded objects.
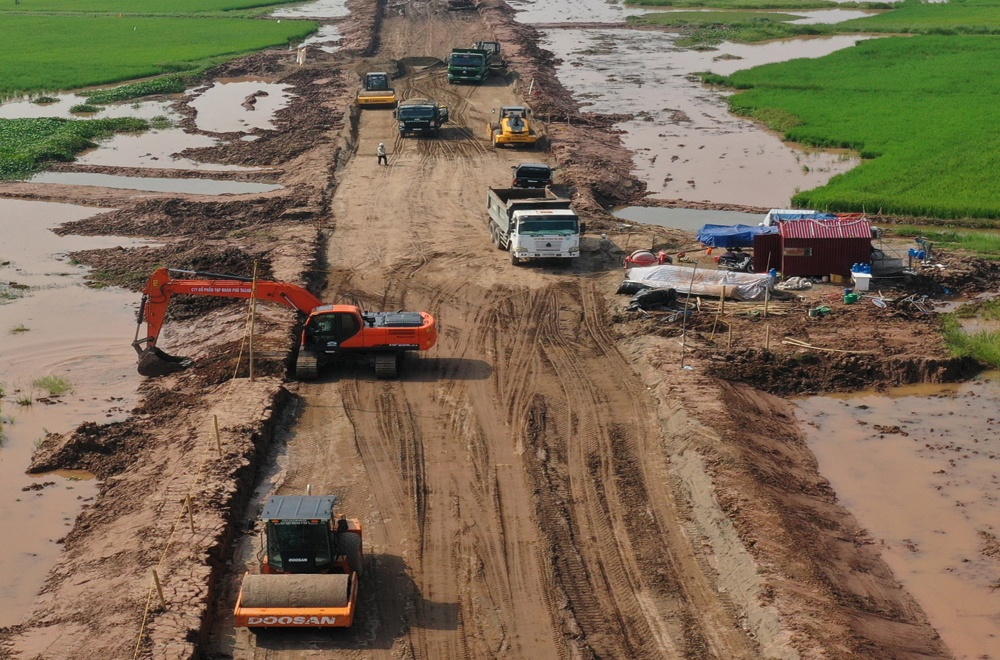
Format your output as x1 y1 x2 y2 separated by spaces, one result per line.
374 352 401 379
510 252 520 266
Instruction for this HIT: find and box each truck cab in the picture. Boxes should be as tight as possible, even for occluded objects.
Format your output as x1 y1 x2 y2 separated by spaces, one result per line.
395 99 450 137
448 48 489 84
512 163 554 188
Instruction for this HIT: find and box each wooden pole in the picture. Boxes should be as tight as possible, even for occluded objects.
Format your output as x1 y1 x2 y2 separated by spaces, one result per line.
152 570 167 610
727 325 733 351
765 324 771 351
764 286 770 318
680 264 698 369
711 286 725 339
214 415 222 457
249 261 258 381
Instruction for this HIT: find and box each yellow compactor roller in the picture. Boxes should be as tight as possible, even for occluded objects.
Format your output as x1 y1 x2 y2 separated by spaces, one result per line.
234 495 363 629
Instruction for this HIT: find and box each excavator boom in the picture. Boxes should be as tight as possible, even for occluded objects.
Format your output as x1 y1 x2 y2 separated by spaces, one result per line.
135 267 323 352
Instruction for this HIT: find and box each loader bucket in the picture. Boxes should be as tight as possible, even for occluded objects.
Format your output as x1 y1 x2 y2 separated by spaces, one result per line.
234 573 358 628
136 346 193 377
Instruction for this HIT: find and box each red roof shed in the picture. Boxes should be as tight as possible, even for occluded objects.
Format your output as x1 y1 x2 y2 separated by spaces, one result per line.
775 218 872 278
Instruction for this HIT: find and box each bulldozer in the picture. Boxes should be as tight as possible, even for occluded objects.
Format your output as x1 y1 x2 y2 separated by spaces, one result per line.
234 494 363 629
355 72 397 108
132 267 437 379
488 106 540 148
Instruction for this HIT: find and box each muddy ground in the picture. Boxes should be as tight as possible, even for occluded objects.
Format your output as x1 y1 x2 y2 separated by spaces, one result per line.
1 0 995 658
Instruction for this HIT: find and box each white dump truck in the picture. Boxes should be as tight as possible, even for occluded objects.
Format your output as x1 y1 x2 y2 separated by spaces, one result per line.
486 188 583 265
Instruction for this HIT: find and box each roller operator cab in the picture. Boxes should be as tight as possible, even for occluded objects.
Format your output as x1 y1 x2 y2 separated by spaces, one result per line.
234 495 364 629
395 98 449 137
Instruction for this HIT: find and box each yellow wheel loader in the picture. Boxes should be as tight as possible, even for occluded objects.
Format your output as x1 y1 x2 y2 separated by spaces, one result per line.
234 495 363 629
488 106 540 148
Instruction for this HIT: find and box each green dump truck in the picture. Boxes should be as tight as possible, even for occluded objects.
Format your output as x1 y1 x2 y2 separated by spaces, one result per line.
448 48 490 84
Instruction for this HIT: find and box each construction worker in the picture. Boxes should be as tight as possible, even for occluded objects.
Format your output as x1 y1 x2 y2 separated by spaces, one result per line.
377 142 388 166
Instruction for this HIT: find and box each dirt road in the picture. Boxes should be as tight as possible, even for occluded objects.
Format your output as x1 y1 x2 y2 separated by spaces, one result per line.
1 1 969 658
205 5 756 658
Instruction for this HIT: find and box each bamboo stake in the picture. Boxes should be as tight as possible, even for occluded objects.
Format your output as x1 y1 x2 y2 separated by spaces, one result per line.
186 495 195 534
249 261 258 381
152 570 167 611
214 415 222 457
765 324 771 351
727 324 733 351
710 286 725 339
680 264 698 369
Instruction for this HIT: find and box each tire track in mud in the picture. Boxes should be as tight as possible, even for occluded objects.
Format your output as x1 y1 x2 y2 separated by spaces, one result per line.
475 281 755 658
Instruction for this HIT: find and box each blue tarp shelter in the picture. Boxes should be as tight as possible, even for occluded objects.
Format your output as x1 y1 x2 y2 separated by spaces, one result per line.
696 224 778 248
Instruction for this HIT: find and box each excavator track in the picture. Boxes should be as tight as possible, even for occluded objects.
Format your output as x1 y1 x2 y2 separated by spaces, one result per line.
295 352 319 380
374 352 401 379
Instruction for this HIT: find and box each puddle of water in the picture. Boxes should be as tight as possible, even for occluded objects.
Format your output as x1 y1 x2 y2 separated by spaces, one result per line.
0 198 145 626
188 80 295 134
613 206 763 232
787 8 883 25
797 375 1000 659
543 28 866 207
28 171 282 195
75 128 260 172
510 0 896 24
299 24 343 53
0 95 179 122
270 0 349 19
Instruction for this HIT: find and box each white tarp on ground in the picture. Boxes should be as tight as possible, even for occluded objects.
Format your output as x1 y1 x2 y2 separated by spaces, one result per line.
625 265 773 301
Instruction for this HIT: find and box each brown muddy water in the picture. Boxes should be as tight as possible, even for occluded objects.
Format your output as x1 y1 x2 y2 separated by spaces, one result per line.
188 80 296 134
542 28 867 208
797 377 1000 659
0 199 145 626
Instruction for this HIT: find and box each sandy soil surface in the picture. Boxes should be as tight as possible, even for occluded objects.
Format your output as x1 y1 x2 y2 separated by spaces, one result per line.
2 0 996 658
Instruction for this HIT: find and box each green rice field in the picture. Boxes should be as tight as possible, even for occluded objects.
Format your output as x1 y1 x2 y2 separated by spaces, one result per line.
711 34 1000 219
0 0 313 178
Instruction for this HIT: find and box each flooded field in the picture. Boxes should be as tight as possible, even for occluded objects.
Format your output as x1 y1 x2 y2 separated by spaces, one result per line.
0 199 144 626
613 205 763 232
542 28 865 208
798 377 1000 659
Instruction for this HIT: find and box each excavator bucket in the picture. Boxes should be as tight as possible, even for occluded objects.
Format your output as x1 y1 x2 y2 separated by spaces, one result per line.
234 573 358 628
136 346 192 377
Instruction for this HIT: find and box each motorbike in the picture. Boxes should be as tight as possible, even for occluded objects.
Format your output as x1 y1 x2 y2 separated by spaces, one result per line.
717 251 753 273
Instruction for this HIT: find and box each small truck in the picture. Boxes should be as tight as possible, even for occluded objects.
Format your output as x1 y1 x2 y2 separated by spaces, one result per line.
511 162 554 188
395 98 450 137
486 188 583 265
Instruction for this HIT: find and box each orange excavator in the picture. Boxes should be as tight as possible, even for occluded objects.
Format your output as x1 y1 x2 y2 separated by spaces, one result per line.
234 494 363 629
132 267 437 379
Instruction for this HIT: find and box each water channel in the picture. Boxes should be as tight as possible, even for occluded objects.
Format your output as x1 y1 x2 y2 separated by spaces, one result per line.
0 199 146 626
798 377 1000 659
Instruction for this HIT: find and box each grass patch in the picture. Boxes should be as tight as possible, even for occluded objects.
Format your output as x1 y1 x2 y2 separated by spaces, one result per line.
943 300 1000 367
0 0 302 12
10 324 30 334
32 375 73 397
84 75 191 105
710 33 1000 218
0 15 316 99
15 394 33 407
0 117 148 180
892 227 1000 258
69 104 102 115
